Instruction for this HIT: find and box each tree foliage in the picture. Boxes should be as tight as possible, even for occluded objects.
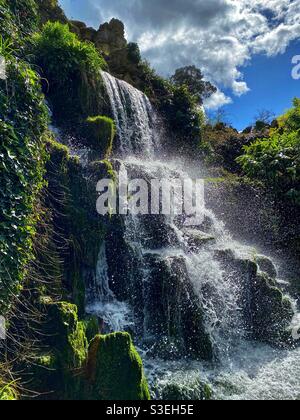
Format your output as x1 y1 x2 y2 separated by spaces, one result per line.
238 98 300 203
170 65 217 104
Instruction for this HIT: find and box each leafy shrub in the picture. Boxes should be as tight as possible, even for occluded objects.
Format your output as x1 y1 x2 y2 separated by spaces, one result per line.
237 99 300 203
201 124 251 170
160 85 203 153
237 131 300 202
30 22 107 122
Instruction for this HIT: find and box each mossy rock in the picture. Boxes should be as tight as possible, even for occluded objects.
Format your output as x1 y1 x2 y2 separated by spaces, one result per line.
33 302 89 399
47 302 88 370
85 332 150 400
86 116 116 158
83 316 100 343
160 381 212 401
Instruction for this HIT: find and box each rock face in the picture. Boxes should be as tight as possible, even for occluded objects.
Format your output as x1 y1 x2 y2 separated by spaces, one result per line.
86 333 150 400
95 19 127 54
104 218 213 361
215 250 295 347
143 254 213 360
71 18 127 56
71 18 141 86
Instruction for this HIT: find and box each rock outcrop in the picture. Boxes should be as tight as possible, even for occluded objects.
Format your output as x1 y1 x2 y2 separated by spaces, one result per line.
86 333 150 400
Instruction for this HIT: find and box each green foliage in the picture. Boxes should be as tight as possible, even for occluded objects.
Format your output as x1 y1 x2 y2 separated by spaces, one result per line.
277 98 300 133
0 381 18 400
0 36 14 59
35 0 68 25
170 65 217 105
238 98 300 203
86 116 116 158
201 124 249 170
30 22 107 122
31 22 106 87
0 59 48 312
160 85 203 151
0 0 38 46
86 333 150 400
47 302 88 369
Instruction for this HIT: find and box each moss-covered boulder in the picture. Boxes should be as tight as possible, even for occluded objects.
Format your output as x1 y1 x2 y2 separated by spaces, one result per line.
160 380 212 401
83 316 100 343
47 302 88 369
86 333 150 400
183 228 216 251
86 116 115 158
255 255 278 279
37 301 89 399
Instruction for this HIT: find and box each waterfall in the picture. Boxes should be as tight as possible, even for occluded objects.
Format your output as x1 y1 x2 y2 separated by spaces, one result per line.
101 71 158 158
87 72 300 400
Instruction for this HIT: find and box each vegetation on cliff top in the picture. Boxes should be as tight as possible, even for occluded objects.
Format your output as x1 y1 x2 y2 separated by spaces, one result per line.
238 98 300 204
30 22 107 123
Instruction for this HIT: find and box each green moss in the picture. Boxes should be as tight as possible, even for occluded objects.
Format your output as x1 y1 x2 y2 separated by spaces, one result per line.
160 380 212 401
47 302 88 369
45 137 107 316
86 116 116 158
83 316 99 343
86 333 150 400
34 301 89 400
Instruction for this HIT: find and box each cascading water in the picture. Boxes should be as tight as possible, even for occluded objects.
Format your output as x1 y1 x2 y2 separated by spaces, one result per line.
87 71 300 400
100 71 159 158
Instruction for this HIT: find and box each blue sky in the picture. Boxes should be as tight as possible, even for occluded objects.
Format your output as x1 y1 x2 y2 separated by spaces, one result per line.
59 0 300 130
221 41 300 129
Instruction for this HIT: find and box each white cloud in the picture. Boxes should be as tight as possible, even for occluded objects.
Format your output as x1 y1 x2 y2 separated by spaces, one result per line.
203 90 232 110
232 80 250 96
60 0 300 108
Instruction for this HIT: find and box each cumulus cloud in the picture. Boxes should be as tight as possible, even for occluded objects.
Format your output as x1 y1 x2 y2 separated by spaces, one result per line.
60 0 300 108
203 90 232 110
